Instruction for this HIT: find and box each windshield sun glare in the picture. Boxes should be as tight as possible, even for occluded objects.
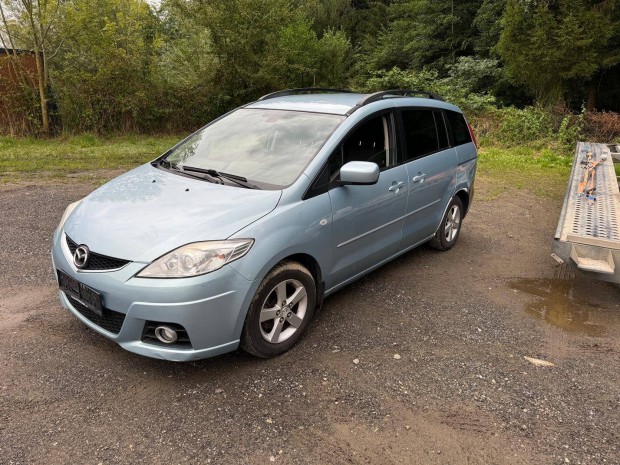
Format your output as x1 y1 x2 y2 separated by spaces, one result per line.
165 109 345 188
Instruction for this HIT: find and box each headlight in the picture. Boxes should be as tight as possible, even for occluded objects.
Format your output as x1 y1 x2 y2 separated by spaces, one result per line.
57 200 82 232
137 239 254 278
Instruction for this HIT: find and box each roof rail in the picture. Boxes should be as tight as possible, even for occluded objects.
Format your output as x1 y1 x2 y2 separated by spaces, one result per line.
357 89 445 106
344 89 445 115
257 88 353 101
345 89 444 115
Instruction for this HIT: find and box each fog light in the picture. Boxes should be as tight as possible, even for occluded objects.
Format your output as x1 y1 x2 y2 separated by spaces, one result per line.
154 326 178 344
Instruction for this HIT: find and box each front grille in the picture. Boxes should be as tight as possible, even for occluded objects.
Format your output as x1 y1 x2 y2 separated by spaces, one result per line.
141 321 193 349
66 235 131 271
66 295 126 334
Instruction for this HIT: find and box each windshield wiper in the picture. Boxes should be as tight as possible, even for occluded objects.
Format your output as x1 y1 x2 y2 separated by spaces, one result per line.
156 159 223 184
156 159 181 171
156 160 260 189
181 166 260 189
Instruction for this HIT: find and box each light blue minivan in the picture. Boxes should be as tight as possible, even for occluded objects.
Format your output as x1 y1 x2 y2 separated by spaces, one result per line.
51 89 478 361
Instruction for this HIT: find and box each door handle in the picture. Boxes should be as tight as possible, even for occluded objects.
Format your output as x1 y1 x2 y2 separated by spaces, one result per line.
388 181 405 192
412 173 426 183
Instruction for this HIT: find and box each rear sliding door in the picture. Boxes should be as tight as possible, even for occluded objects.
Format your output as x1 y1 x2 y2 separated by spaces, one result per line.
399 108 458 247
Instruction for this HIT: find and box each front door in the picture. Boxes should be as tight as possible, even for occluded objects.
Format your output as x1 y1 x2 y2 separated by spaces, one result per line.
328 112 409 287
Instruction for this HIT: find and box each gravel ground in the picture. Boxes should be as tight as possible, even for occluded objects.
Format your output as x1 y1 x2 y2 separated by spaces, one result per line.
0 180 619 465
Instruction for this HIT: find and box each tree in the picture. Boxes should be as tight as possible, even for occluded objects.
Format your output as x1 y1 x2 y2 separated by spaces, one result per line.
161 0 351 112
302 0 392 49
0 0 64 135
53 0 161 132
472 0 506 57
363 0 484 73
498 0 620 108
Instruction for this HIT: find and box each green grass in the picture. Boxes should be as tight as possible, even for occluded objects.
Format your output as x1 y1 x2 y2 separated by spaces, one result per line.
0 134 181 183
476 143 573 199
0 134 606 199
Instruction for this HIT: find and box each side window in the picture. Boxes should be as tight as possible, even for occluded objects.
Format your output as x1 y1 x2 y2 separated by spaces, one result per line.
446 110 472 146
303 113 393 200
401 109 440 161
340 114 391 170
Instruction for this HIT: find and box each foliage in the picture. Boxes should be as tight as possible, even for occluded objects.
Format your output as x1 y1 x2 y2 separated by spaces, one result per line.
472 0 506 57
0 0 64 134
557 108 585 151
302 0 392 50
472 105 590 154
493 107 554 146
498 0 620 105
363 0 484 72
154 11 218 131
52 0 160 134
583 111 620 142
361 65 497 113
0 0 619 136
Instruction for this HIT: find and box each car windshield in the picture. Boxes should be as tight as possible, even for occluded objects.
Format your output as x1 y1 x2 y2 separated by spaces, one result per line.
164 109 345 188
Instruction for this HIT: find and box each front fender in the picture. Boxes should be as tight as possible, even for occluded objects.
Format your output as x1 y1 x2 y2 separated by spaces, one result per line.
227 192 333 336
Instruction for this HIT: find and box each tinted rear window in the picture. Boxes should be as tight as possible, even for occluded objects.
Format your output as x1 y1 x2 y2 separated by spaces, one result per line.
401 110 440 161
446 110 472 146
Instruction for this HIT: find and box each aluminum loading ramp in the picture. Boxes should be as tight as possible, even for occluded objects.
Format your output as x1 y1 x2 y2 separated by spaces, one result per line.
553 142 620 283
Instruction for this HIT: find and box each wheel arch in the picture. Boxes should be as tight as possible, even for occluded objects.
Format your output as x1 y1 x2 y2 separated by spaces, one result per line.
239 253 324 357
276 253 325 312
455 188 470 218
282 253 323 286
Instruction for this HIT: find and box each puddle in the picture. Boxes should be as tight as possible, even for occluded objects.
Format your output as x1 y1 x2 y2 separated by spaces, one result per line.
509 278 607 337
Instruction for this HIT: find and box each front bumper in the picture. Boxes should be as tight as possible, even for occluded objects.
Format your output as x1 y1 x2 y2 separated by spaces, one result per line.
52 231 257 361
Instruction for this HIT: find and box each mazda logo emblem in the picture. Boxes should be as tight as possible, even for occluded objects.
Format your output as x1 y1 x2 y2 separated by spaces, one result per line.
73 245 91 269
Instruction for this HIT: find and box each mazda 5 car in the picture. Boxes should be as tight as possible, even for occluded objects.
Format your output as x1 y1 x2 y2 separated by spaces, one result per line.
51 88 478 361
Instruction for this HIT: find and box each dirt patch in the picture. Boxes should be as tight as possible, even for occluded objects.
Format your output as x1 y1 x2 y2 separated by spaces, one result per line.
0 181 618 464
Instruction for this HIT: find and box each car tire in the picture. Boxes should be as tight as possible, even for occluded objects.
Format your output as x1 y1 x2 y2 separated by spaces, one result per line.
240 261 316 358
430 196 463 251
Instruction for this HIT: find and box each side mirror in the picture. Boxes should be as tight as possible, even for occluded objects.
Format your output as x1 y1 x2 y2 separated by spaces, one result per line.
339 161 380 186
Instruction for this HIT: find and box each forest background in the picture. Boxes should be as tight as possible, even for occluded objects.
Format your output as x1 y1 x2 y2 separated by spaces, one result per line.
1 0 619 179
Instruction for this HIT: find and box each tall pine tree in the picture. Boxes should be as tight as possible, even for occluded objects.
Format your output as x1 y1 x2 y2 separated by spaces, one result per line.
498 0 620 107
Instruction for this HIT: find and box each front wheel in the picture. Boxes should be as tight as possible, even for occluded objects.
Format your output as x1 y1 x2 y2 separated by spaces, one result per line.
430 196 463 251
240 261 316 358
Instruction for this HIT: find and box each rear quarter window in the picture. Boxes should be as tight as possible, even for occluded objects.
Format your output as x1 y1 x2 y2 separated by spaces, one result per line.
446 110 472 146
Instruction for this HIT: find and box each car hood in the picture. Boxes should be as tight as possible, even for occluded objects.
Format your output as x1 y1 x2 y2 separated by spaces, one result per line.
64 164 282 262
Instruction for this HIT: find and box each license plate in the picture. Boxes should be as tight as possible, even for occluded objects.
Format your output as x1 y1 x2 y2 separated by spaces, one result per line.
58 270 103 316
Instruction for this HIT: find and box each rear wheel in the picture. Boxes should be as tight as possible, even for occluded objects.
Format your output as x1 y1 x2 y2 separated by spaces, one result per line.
241 261 316 358
430 196 463 251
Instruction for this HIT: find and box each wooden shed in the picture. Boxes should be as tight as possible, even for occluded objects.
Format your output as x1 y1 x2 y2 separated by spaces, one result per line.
0 47 39 133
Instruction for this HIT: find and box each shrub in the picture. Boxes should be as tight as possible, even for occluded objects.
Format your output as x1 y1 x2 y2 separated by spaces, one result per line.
360 67 496 114
494 107 553 146
474 105 589 152
583 111 620 143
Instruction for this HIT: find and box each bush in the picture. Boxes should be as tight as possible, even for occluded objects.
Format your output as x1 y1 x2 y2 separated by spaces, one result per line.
359 67 496 114
583 111 620 142
473 105 589 152
493 107 553 146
